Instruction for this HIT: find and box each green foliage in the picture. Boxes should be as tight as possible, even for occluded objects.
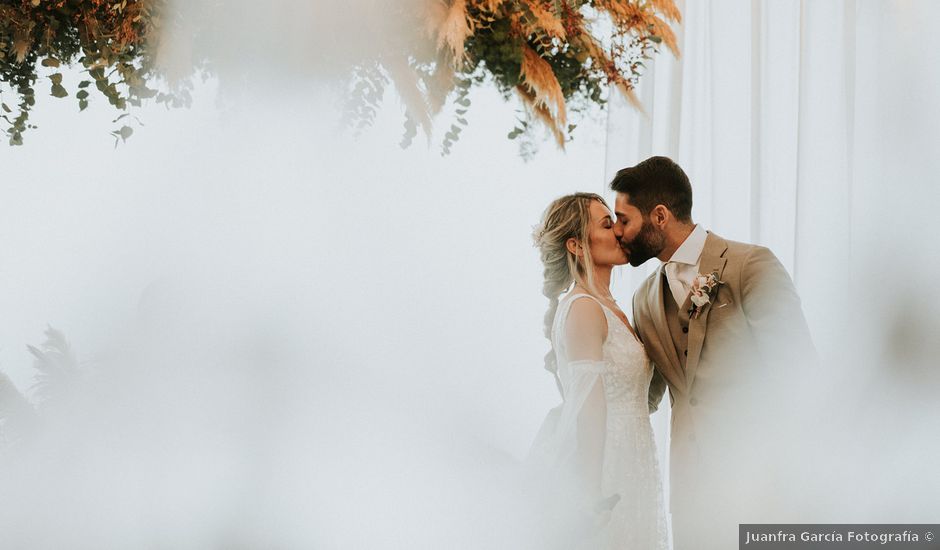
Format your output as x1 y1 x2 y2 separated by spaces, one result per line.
400 111 418 149
0 0 192 146
463 17 524 93
441 75 472 155
344 63 388 136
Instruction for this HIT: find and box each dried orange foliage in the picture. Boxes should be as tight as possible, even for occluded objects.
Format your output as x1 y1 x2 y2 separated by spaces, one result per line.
351 0 680 154
433 0 680 145
520 44 567 127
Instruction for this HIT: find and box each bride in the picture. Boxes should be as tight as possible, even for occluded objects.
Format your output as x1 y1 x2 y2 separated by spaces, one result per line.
528 192 668 549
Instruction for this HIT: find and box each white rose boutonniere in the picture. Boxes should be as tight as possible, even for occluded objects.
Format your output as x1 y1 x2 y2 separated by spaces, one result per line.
688 271 724 320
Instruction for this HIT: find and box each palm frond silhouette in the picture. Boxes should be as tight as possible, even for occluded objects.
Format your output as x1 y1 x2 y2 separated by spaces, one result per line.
27 325 81 406
0 370 37 447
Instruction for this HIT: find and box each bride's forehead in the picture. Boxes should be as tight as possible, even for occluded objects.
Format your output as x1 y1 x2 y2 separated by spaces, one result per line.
588 200 612 219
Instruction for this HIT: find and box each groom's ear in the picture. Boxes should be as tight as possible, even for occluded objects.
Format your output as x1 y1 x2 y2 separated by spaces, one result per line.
566 237 583 256
650 205 670 227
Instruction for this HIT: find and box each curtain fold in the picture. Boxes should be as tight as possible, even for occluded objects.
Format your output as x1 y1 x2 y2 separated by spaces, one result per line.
604 1 940 527
603 0 891 340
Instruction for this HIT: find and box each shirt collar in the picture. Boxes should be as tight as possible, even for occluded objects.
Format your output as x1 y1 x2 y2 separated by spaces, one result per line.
667 224 708 266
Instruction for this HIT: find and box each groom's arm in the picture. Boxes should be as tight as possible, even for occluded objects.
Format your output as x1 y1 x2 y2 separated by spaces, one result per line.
741 246 817 369
740 246 818 445
633 291 667 414
648 369 668 414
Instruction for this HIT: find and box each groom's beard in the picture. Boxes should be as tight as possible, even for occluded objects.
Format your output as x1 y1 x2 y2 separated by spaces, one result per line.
623 222 665 267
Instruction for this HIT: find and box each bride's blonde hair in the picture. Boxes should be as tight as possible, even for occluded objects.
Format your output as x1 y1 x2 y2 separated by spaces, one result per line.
533 192 610 379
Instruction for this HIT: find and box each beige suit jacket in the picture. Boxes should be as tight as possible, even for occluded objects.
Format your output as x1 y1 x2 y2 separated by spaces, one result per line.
632 232 816 544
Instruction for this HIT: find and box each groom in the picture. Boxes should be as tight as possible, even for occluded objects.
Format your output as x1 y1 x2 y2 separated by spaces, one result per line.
611 157 816 550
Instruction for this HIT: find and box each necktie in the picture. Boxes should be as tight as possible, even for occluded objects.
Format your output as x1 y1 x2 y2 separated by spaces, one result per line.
664 262 688 307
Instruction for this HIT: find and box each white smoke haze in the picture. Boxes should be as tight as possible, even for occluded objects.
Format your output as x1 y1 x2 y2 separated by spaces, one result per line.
0 3 603 546
155 0 428 76
1 0 939 548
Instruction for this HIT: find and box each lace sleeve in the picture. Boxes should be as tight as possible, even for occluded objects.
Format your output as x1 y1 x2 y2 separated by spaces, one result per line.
528 359 610 473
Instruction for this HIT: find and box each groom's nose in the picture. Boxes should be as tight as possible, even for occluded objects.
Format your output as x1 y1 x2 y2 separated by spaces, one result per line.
613 222 624 239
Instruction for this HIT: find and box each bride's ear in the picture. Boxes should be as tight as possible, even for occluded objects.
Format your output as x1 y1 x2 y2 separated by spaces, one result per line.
566 237 583 256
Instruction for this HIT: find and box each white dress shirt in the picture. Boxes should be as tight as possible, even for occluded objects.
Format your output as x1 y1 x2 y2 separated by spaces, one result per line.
663 224 708 307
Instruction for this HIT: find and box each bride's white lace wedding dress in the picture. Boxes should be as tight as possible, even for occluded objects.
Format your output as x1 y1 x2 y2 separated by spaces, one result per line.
528 292 669 549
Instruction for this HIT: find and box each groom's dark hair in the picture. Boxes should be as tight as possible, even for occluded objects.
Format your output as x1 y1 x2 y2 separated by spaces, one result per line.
610 156 693 222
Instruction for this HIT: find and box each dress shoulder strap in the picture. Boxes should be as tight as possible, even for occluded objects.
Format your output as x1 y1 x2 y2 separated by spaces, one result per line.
558 292 610 323
561 292 605 309
553 292 611 358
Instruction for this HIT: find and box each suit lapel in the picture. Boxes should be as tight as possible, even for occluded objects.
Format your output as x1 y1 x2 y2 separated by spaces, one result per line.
684 232 729 389
647 264 686 393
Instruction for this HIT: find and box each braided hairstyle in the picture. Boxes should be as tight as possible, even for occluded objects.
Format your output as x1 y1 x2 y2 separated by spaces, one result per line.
532 192 610 383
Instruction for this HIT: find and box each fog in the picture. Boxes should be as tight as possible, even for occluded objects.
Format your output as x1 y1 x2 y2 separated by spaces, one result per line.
0 1 938 548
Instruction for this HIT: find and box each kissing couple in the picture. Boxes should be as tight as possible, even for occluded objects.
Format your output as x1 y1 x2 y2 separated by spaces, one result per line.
528 156 816 549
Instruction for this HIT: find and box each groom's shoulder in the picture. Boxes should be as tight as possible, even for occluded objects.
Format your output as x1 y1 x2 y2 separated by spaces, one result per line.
709 232 771 260
637 267 660 289
630 268 659 303
710 234 787 279
726 238 762 258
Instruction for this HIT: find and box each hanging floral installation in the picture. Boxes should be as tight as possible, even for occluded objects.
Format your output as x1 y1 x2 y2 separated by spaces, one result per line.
0 0 191 146
345 0 681 155
0 1 679 152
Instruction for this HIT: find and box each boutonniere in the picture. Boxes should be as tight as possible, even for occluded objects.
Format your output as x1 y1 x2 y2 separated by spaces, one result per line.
688 271 724 320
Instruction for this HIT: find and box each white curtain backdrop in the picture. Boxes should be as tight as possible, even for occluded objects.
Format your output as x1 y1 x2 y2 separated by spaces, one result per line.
605 0 940 352
602 0 940 526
